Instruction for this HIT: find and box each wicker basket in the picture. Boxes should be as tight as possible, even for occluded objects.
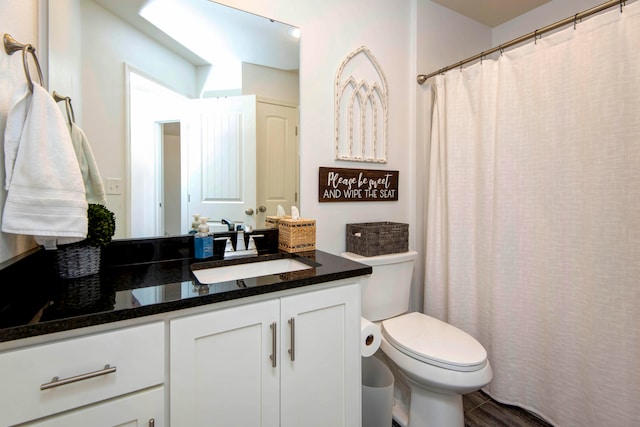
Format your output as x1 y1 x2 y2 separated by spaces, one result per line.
278 218 316 253
56 242 102 279
265 215 291 229
346 222 408 257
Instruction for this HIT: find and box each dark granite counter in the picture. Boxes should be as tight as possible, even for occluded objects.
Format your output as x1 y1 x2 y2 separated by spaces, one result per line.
0 236 371 343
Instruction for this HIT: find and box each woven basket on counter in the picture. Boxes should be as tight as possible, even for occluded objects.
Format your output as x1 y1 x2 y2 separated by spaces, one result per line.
56 242 102 279
278 218 316 253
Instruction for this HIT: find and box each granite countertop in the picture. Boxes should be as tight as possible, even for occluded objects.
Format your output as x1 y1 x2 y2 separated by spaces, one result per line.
0 236 371 344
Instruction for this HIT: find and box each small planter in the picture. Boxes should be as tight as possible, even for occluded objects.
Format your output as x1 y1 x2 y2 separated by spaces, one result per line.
56 242 102 279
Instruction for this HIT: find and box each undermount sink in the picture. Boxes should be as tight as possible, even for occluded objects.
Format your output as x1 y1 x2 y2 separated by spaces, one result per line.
192 258 313 285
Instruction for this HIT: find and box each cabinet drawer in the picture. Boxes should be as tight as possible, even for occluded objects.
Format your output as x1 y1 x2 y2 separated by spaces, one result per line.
22 386 164 427
0 322 164 426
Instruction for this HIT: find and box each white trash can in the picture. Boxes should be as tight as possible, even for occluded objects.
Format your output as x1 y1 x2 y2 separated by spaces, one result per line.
362 356 394 427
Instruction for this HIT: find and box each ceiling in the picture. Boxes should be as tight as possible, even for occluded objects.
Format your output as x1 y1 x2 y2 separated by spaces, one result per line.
431 0 552 27
94 0 299 69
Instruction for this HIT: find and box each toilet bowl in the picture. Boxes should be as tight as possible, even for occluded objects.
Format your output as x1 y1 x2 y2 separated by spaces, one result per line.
341 251 492 427
380 312 492 427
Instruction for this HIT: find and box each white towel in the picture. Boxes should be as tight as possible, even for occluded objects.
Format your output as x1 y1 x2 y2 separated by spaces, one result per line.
69 122 107 205
2 83 87 247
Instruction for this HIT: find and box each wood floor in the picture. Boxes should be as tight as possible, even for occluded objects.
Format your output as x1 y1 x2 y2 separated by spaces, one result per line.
390 390 553 427
463 391 552 427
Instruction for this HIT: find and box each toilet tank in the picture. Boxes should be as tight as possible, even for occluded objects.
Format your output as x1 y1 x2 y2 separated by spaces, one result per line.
341 251 417 321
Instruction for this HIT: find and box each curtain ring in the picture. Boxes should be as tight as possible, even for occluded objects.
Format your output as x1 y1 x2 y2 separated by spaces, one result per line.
620 0 625 13
574 13 579 30
534 29 539 44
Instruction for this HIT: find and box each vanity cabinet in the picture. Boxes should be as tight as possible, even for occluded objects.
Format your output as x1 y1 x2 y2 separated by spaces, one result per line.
0 322 165 427
170 283 361 427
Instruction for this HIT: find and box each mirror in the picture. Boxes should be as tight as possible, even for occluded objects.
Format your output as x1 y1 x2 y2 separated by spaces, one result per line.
48 0 300 239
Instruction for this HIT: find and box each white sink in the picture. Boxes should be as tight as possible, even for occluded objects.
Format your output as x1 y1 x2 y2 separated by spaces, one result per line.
192 258 313 285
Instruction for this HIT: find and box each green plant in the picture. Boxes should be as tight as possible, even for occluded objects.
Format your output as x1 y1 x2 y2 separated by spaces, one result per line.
86 204 116 247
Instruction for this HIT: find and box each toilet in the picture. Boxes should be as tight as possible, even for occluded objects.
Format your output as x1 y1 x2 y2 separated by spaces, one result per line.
341 251 492 427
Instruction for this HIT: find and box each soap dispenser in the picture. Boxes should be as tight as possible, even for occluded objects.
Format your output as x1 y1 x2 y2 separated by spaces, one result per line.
194 217 213 259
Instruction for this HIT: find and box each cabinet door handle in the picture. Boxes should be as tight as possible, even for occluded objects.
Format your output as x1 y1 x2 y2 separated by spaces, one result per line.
288 317 295 362
149 419 155 427
40 364 117 390
269 321 277 368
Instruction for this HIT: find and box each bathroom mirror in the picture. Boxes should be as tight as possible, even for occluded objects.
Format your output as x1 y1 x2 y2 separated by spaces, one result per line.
48 0 300 238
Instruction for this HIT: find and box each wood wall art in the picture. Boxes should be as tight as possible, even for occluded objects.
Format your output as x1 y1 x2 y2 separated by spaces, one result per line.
335 46 388 163
319 167 398 202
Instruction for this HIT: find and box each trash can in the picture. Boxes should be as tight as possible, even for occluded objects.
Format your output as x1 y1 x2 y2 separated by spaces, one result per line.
362 356 394 427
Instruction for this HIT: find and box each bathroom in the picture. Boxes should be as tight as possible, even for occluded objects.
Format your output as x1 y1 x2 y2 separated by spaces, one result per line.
1 0 638 426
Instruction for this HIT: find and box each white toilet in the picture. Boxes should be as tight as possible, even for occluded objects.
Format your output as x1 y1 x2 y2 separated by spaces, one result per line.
341 251 492 427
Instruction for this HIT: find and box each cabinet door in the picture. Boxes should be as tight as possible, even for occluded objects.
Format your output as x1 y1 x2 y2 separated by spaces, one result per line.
170 300 280 427
280 284 361 427
23 386 164 427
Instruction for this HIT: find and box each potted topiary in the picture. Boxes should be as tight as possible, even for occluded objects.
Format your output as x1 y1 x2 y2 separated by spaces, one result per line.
56 204 116 279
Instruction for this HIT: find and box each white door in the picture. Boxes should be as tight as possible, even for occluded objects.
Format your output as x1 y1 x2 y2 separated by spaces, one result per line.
256 100 299 227
280 284 362 427
170 299 280 426
129 71 186 237
185 96 257 230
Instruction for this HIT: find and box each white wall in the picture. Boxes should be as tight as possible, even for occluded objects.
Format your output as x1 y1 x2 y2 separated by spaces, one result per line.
217 0 417 256
493 0 610 45
241 63 298 105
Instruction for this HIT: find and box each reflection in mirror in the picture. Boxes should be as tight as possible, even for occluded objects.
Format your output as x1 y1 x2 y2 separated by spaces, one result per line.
49 0 300 239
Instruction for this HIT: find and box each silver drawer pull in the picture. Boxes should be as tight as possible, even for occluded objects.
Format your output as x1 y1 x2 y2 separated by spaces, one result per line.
269 322 277 368
40 364 117 390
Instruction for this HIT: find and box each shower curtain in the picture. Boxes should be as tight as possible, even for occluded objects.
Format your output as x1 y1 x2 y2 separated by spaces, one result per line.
425 3 640 426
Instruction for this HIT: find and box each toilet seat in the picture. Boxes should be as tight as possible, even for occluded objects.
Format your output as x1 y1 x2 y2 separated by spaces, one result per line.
382 312 487 372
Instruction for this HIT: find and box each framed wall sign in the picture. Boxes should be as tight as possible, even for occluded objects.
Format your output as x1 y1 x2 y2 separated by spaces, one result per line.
319 167 399 202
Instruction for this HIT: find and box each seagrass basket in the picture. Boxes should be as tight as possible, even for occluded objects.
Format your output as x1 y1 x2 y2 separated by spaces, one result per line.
278 218 316 253
265 215 291 229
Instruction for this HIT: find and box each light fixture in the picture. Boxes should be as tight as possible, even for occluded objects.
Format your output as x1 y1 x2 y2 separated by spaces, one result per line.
288 27 301 39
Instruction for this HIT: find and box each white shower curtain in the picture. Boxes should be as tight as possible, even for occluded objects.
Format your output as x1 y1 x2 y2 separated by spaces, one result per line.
425 3 640 426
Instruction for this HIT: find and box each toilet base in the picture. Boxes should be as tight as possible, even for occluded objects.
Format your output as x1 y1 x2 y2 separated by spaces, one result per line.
398 370 464 427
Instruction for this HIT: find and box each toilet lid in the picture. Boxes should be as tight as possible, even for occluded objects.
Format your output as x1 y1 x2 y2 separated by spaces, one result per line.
382 312 487 372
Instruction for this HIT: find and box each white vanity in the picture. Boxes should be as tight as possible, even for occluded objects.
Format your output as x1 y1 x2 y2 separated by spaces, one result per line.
0 246 369 427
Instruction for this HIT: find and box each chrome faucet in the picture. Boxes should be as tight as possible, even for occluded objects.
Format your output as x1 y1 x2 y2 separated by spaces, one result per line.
221 218 235 231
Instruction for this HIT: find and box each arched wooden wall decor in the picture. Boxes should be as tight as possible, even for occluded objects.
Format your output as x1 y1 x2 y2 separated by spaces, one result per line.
335 46 388 163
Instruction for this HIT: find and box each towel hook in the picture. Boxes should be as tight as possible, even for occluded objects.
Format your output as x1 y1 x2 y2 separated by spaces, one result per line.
3 33 44 93
53 91 76 126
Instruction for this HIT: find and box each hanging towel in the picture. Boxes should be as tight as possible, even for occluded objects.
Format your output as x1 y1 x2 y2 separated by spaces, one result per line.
69 122 107 205
3 84 29 190
2 83 87 248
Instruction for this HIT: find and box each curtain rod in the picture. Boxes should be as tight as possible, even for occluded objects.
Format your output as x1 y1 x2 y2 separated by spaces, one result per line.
417 0 628 84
